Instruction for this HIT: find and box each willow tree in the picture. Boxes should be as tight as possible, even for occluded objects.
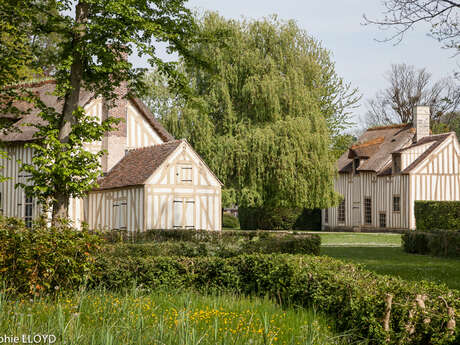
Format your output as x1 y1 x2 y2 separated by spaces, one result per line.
144 13 359 213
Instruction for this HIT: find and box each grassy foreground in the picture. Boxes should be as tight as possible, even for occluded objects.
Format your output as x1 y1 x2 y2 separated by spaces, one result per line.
319 232 460 290
0 290 352 345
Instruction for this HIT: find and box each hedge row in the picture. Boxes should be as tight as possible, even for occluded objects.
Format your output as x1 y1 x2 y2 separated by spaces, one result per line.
415 201 460 231
238 207 321 230
99 227 320 246
105 235 321 258
91 253 460 345
0 216 101 295
403 231 460 257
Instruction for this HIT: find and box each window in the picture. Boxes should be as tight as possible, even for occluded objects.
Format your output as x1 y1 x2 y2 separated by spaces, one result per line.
324 208 329 224
173 197 196 229
379 212 387 228
393 195 401 212
177 165 193 184
354 158 360 174
364 197 372 224
113 199 127 230
337 199 345 223
24 195 33 228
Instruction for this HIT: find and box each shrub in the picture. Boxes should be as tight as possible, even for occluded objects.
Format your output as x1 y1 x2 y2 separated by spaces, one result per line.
415 201 460 231
0 216 102 295
403 231 460 257
238 207 321 230
104 233 321 258
91 254 460 345
222 213 240 229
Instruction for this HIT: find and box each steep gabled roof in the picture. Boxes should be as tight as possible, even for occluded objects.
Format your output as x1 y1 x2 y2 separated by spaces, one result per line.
0 80 93 142
0 80 174 143
338 124 414 174
400 133 453 174
95 140 182 190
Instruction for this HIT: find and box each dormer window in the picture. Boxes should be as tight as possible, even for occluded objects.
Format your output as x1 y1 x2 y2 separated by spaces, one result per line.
353 158 360 174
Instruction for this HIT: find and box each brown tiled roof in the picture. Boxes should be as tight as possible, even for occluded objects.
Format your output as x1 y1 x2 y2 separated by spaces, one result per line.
0 80 93 142
95 140 182 190
348 137 384 158
400 133 452 174
337 124 414 174
0 81 174 143
367 123 409 131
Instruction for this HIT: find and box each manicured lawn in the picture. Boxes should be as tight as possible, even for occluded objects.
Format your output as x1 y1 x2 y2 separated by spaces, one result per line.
319 232 401 247
319 232 460 290
0 290 351 345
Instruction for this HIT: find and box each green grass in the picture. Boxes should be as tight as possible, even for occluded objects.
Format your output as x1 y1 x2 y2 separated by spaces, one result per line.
319 232 460 290
0 289 354 345
319 232 401 247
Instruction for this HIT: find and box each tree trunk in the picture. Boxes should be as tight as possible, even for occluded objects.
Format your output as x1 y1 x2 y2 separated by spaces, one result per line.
52 1 88 222
52 192 69 225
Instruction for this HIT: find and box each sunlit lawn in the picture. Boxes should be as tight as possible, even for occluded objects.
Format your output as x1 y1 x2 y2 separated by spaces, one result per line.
319 232 460 290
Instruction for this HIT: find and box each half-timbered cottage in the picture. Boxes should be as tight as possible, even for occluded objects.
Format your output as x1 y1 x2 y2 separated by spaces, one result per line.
323 106 460 231
0 80 222 231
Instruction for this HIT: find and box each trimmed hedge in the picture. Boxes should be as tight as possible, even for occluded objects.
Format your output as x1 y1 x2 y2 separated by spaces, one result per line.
403 231 460 257
415 201 460 231
91 253 460 345
105 235 321 258
222 212 240 229
238 207 321 230
0 216 102 295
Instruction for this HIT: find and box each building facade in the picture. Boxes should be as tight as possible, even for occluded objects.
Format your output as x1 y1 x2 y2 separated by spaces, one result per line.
0 80 222 231
323 106 460 231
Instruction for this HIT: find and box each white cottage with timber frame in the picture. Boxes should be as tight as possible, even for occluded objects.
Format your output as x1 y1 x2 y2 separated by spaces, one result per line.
323 106 460 231
0 80 222 231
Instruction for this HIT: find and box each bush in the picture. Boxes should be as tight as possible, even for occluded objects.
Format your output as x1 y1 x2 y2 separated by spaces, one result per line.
238 207 321 230
403 231 460 257
104 233 321 258
91 254 460 345
0 216 102 295
415 201 460 231
222 213 240 229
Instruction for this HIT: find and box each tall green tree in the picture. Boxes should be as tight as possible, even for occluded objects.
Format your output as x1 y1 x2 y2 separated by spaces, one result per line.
1 0 197 222
144 13 359 209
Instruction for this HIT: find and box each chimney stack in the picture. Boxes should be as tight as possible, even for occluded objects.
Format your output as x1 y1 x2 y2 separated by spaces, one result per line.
414 106 430 142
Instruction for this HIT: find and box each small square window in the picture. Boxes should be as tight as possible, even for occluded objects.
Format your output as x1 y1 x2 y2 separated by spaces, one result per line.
177 165 193 184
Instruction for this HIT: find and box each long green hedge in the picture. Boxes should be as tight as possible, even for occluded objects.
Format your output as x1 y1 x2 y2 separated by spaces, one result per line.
415 201 460 231
91 253 460 345
403 231 460 257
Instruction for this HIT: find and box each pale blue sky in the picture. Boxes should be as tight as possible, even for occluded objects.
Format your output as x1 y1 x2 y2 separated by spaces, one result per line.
143 0 459 130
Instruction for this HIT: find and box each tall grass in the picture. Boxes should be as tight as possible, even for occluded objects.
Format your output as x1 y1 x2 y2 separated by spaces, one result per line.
0 288 356 345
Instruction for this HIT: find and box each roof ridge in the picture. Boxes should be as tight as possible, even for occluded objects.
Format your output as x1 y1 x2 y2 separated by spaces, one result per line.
367 123 411 131
125 140 183 153
3 79 56 90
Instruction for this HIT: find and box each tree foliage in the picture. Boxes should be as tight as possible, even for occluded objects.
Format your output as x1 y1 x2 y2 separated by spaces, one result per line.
364 0 460 51
144 13 359 209
365 63 460 127
1 0 198 221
